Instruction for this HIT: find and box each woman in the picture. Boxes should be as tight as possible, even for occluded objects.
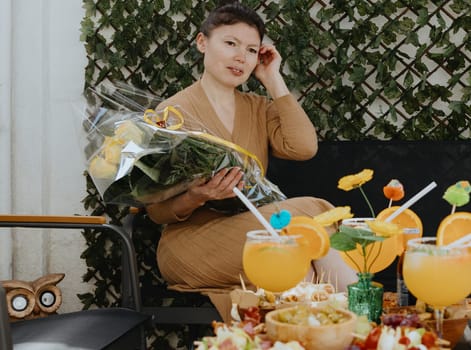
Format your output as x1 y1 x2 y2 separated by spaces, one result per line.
146 0 356 322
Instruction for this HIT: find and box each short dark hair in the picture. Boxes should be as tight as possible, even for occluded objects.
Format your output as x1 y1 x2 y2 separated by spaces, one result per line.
200 1 265 42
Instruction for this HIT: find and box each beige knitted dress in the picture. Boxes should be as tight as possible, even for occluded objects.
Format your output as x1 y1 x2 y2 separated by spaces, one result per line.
148 81 356 322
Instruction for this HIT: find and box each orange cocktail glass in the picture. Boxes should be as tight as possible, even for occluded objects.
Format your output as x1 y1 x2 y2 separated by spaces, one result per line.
403 237 471 338
242 230 310 293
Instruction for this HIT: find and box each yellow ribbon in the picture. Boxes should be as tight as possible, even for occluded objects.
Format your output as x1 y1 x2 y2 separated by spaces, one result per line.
143 106 184 130
143 106 265 175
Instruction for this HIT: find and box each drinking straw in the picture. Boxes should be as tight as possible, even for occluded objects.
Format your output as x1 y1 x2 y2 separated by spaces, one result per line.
239 274 247 291
385 181 437 222
233 187 280 238
446 233 471 248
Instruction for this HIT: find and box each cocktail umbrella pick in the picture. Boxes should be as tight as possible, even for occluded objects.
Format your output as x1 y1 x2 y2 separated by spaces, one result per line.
443 181 471 214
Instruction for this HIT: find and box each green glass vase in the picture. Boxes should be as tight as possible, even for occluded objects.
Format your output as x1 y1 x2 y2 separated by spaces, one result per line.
347 272 383 323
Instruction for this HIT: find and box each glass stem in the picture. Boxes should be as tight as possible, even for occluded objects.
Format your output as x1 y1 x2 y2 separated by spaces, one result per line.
434 307 445 339
274 293 282 306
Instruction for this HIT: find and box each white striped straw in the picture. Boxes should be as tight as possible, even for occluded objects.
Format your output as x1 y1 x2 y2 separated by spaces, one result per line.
233 187 280 238
385 181 437 222
446 233 471 248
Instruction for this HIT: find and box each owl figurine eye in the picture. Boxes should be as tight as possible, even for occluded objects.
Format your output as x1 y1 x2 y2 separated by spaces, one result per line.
2 273 65 321
11 294 28 311
40 291 56 307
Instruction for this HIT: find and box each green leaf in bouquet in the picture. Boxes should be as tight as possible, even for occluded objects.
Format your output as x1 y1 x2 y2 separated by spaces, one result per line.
134 160 162 183
102 176 140 207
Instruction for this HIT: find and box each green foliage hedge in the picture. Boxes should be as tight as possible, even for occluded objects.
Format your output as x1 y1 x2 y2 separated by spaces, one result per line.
82 0 471 141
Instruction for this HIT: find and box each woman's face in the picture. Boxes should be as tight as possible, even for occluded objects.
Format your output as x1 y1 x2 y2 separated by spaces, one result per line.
197 22 261 89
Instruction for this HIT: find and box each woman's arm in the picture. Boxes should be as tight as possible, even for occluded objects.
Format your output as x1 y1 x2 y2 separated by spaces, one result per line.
146 167 244 224
253 44 317 161
266 94 318 161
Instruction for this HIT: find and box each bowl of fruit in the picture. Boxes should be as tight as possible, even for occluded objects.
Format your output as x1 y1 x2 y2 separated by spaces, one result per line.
265 304 357 350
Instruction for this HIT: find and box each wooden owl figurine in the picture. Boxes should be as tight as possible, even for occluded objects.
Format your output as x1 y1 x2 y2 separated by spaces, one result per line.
1 273 65 321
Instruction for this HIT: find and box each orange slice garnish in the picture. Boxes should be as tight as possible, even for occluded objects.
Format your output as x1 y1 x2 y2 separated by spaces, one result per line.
282 216 330 260
436 212 471 246
376 206 423 254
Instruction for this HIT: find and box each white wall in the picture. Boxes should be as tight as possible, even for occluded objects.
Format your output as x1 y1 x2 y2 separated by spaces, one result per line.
0 0 91 312
0 0 14 280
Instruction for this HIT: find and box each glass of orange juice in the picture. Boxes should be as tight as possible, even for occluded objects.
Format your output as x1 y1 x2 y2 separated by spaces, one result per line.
403 237 471 338
242 230 310 294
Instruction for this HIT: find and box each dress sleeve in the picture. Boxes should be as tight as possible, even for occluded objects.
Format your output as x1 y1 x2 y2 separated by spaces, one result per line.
266 94 318 160
146 197 192 224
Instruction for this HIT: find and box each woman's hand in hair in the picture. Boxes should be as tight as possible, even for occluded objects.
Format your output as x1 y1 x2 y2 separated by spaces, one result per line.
253 44 289 98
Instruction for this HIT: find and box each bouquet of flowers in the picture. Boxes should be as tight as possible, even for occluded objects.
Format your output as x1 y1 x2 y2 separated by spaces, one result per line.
80 81 286 212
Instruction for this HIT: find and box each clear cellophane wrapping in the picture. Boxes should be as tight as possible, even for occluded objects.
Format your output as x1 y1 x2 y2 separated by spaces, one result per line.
81 81 286 212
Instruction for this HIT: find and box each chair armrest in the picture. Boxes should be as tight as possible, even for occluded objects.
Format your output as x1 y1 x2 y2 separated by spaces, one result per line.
0 214 142 312
0 214 106 224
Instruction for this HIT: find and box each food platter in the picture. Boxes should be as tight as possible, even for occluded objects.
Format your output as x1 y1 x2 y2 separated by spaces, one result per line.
230 281 347 322
382 300 471 349
195 286 470 350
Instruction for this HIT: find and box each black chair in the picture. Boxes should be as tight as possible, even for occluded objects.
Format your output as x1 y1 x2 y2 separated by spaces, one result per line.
121 210 222 349
0 215 149 350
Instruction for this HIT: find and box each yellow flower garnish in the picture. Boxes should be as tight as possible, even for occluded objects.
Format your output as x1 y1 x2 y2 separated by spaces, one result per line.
313 206 354 226
338 169 374 191
366 220 401 238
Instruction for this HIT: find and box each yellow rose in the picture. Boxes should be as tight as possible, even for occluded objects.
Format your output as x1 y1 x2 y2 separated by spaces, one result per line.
367 220 401 237
103 137 123 165
313 206 354 226
115 120 144 144
88 156 118 179
338 169 374 191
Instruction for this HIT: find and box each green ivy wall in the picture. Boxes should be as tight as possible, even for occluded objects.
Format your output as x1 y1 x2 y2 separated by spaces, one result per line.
81 0 471 141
